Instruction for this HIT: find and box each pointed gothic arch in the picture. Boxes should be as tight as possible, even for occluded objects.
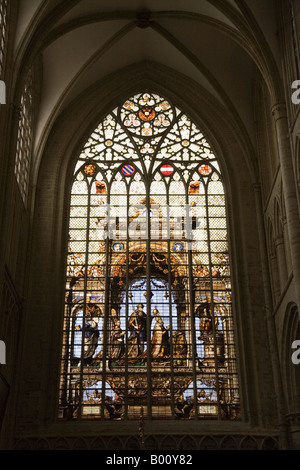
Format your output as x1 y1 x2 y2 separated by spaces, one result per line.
58 91 240 422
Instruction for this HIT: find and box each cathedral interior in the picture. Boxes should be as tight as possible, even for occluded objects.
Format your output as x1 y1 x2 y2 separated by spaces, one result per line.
1 0 300 451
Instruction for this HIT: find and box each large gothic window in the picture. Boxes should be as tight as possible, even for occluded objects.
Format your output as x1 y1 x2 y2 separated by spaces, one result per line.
59 92 240 421
14 69 33 205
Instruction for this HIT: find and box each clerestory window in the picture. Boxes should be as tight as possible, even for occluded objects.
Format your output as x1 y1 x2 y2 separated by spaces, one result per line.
59 92 240 421
14 69 33 205
0 0 8 78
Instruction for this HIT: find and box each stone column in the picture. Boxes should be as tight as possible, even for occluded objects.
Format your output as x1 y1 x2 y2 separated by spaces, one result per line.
275 234 288 290
253 184 289 448
272 103 300 317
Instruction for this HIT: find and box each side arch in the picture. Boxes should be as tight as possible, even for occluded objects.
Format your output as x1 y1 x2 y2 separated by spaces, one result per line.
17 62 276 437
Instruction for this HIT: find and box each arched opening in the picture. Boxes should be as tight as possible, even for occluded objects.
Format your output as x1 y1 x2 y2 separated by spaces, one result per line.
57 91 240 422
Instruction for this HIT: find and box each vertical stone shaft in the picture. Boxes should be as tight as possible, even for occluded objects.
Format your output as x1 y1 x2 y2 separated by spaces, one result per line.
272 103 300 318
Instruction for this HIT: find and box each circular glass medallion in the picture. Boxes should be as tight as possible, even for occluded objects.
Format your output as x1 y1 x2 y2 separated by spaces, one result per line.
198 164 212 176
173 243 183 251
160 164 174 176
121 164 135 176
113 243 124 251
138 107 156 121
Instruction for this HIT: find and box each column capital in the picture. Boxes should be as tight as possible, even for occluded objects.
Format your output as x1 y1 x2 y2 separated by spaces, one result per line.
271 102 288 121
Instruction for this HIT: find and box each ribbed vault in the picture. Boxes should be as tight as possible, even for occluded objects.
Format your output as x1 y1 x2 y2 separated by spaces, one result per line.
11 0 283 163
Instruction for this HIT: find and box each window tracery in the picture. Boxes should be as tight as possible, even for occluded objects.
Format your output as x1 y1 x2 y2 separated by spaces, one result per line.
14 70 33 204
59 92 240 421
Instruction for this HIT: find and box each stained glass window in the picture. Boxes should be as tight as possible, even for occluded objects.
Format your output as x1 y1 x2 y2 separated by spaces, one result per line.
59 92 240 421
0 0 7 78
14 70 33 204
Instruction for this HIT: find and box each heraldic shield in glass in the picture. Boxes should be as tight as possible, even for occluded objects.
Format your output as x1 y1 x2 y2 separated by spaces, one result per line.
58 92 240 421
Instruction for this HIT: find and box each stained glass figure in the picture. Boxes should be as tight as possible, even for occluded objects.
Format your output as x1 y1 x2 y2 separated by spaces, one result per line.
59 92 240 422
